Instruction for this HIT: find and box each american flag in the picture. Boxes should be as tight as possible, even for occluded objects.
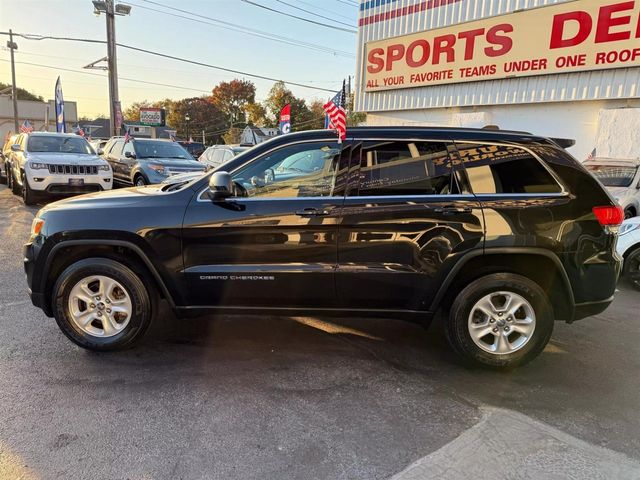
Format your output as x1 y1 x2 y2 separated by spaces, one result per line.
124 128 133 144
74 124 85 137
324 80 347 142
587 148 596 160
169 133 176 142
20 120 34 133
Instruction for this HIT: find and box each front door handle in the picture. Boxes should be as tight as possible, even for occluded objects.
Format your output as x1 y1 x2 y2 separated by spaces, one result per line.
295 208 330 217
434 206 473 215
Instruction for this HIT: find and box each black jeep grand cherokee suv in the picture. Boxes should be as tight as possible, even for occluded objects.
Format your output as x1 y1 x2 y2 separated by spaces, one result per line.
24 127 622 368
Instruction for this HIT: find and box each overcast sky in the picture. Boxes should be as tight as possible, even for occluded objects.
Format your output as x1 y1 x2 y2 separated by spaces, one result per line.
0 0 357 119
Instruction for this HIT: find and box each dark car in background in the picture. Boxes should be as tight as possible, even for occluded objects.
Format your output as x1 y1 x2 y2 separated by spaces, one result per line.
178 141 206 159
24 127 622 369
101 137 205 186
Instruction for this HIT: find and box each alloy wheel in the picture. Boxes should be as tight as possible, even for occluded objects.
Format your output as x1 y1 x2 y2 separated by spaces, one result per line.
467 291 536 355
67 275 133 337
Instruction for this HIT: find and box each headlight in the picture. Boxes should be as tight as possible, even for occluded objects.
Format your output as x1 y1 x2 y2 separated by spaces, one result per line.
28 162 48 170
31 217 45 236
97 164 111 171
619 223 640 236
148 164 166 174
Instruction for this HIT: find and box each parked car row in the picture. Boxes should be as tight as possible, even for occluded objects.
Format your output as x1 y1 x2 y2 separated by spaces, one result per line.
1 132 248 204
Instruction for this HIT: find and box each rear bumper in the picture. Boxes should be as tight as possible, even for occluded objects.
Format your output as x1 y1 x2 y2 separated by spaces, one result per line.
571 296 614 322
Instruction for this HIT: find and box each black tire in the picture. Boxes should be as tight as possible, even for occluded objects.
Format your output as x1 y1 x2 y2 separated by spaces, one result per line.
5 164 12 189
52 258 153 351
21 173 38 205
11 167 20 195
0 163 6 185
134 175 146 187
624 209 636 220
445 273 554 369
623 247 640 291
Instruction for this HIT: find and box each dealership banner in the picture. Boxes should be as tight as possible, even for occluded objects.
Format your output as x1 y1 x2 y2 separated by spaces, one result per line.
364 0 640 91
139 108 166 126
279 104 291 134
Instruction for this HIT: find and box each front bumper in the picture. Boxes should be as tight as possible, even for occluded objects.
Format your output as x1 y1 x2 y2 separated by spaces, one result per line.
26 170 112 193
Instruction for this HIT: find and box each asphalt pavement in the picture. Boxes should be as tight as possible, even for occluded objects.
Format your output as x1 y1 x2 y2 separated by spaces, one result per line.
0 184 639 480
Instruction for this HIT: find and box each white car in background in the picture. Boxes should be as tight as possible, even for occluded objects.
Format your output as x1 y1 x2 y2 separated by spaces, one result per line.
617 217 640 291
7 132 112 205
584 159 640 219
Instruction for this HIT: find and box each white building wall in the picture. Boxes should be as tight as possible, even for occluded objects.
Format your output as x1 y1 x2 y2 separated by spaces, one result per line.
367 99 640 161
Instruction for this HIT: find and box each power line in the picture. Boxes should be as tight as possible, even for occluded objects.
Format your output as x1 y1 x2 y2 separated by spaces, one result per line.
297 0 355 21
132 0 354 58
240 0 357 34
0 59 213 94
272 0 355 28
335 0 359 7
0 31 339 93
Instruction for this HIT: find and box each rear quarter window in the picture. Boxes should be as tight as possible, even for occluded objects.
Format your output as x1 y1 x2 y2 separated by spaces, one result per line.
456 143 562 194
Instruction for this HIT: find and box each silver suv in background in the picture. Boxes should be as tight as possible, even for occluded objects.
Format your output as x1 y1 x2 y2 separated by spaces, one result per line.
6 132 112 205
199 144 249 170
585 158 640 219
101 137 204 186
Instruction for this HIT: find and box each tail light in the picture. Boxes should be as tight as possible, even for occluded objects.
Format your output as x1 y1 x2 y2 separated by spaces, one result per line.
592 206 624 232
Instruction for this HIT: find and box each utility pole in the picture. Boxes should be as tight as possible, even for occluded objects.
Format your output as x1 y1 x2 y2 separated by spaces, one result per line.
91 1 131 137
105 0 120 138
7 29 19 132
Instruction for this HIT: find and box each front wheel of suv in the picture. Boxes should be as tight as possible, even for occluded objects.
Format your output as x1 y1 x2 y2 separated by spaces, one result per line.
52 258 153 351
11 167 21 195
445 273 554 369
21 173 38 205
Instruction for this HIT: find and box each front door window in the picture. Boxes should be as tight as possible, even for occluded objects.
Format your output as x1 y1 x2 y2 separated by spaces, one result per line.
231 142 346 198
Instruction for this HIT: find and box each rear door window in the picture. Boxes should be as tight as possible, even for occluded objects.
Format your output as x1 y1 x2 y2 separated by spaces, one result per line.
351 141 457 196
109 141 124 158
455 143 562 194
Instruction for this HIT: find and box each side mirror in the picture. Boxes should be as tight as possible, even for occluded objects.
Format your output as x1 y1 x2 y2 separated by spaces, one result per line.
97 148 104 156
124 151 136 159
208 171 233 200
11 144 21 152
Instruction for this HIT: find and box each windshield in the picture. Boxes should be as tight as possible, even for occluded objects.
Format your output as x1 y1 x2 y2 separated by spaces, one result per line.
586 165 638 187
27 136 94 154
135 140 191 159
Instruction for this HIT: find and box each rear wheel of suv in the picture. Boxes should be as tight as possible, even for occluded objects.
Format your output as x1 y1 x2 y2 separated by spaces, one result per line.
623 248 640 291
445 273 554 369
52 258 153 351
21 173 38 205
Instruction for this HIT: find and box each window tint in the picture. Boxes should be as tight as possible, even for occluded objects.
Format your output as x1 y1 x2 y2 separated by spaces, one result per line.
110 141 124 158
122 141 135 157
354 141 455 196
231 142 346 198
457 144 562 194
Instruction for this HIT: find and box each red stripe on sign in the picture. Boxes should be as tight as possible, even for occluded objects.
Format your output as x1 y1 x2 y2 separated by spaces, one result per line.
359 0 463 26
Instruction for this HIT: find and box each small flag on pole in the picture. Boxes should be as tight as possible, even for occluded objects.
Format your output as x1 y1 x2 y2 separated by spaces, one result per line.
124 128 133 144
74 124 85 137
323 80 347 143
20 120 34 133
587 148 596 160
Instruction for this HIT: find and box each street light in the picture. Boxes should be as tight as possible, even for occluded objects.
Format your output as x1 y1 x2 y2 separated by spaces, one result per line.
91 0 131 137
185 113 191 140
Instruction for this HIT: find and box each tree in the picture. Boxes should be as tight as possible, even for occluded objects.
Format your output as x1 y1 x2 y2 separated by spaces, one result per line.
211 79 256 126
123 100 155 122
264 81 317 131
0 82 43 102
222 127 243 145
164 97 227 140
245 102 268 126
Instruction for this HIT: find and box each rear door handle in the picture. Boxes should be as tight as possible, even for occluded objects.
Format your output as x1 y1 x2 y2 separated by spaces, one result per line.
434 206 473 215
295 208 330 217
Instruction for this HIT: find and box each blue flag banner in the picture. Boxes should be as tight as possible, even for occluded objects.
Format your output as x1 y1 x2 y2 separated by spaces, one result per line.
55 76 66 133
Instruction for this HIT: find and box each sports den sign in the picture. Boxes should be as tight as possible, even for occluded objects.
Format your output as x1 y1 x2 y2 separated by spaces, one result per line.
364 0 640 91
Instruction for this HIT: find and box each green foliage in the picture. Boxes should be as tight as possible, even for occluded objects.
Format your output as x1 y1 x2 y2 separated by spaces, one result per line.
211 79 256 126
0 82 44 102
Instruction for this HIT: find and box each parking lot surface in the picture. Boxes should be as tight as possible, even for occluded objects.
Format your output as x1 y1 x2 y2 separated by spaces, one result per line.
0 185 639 480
